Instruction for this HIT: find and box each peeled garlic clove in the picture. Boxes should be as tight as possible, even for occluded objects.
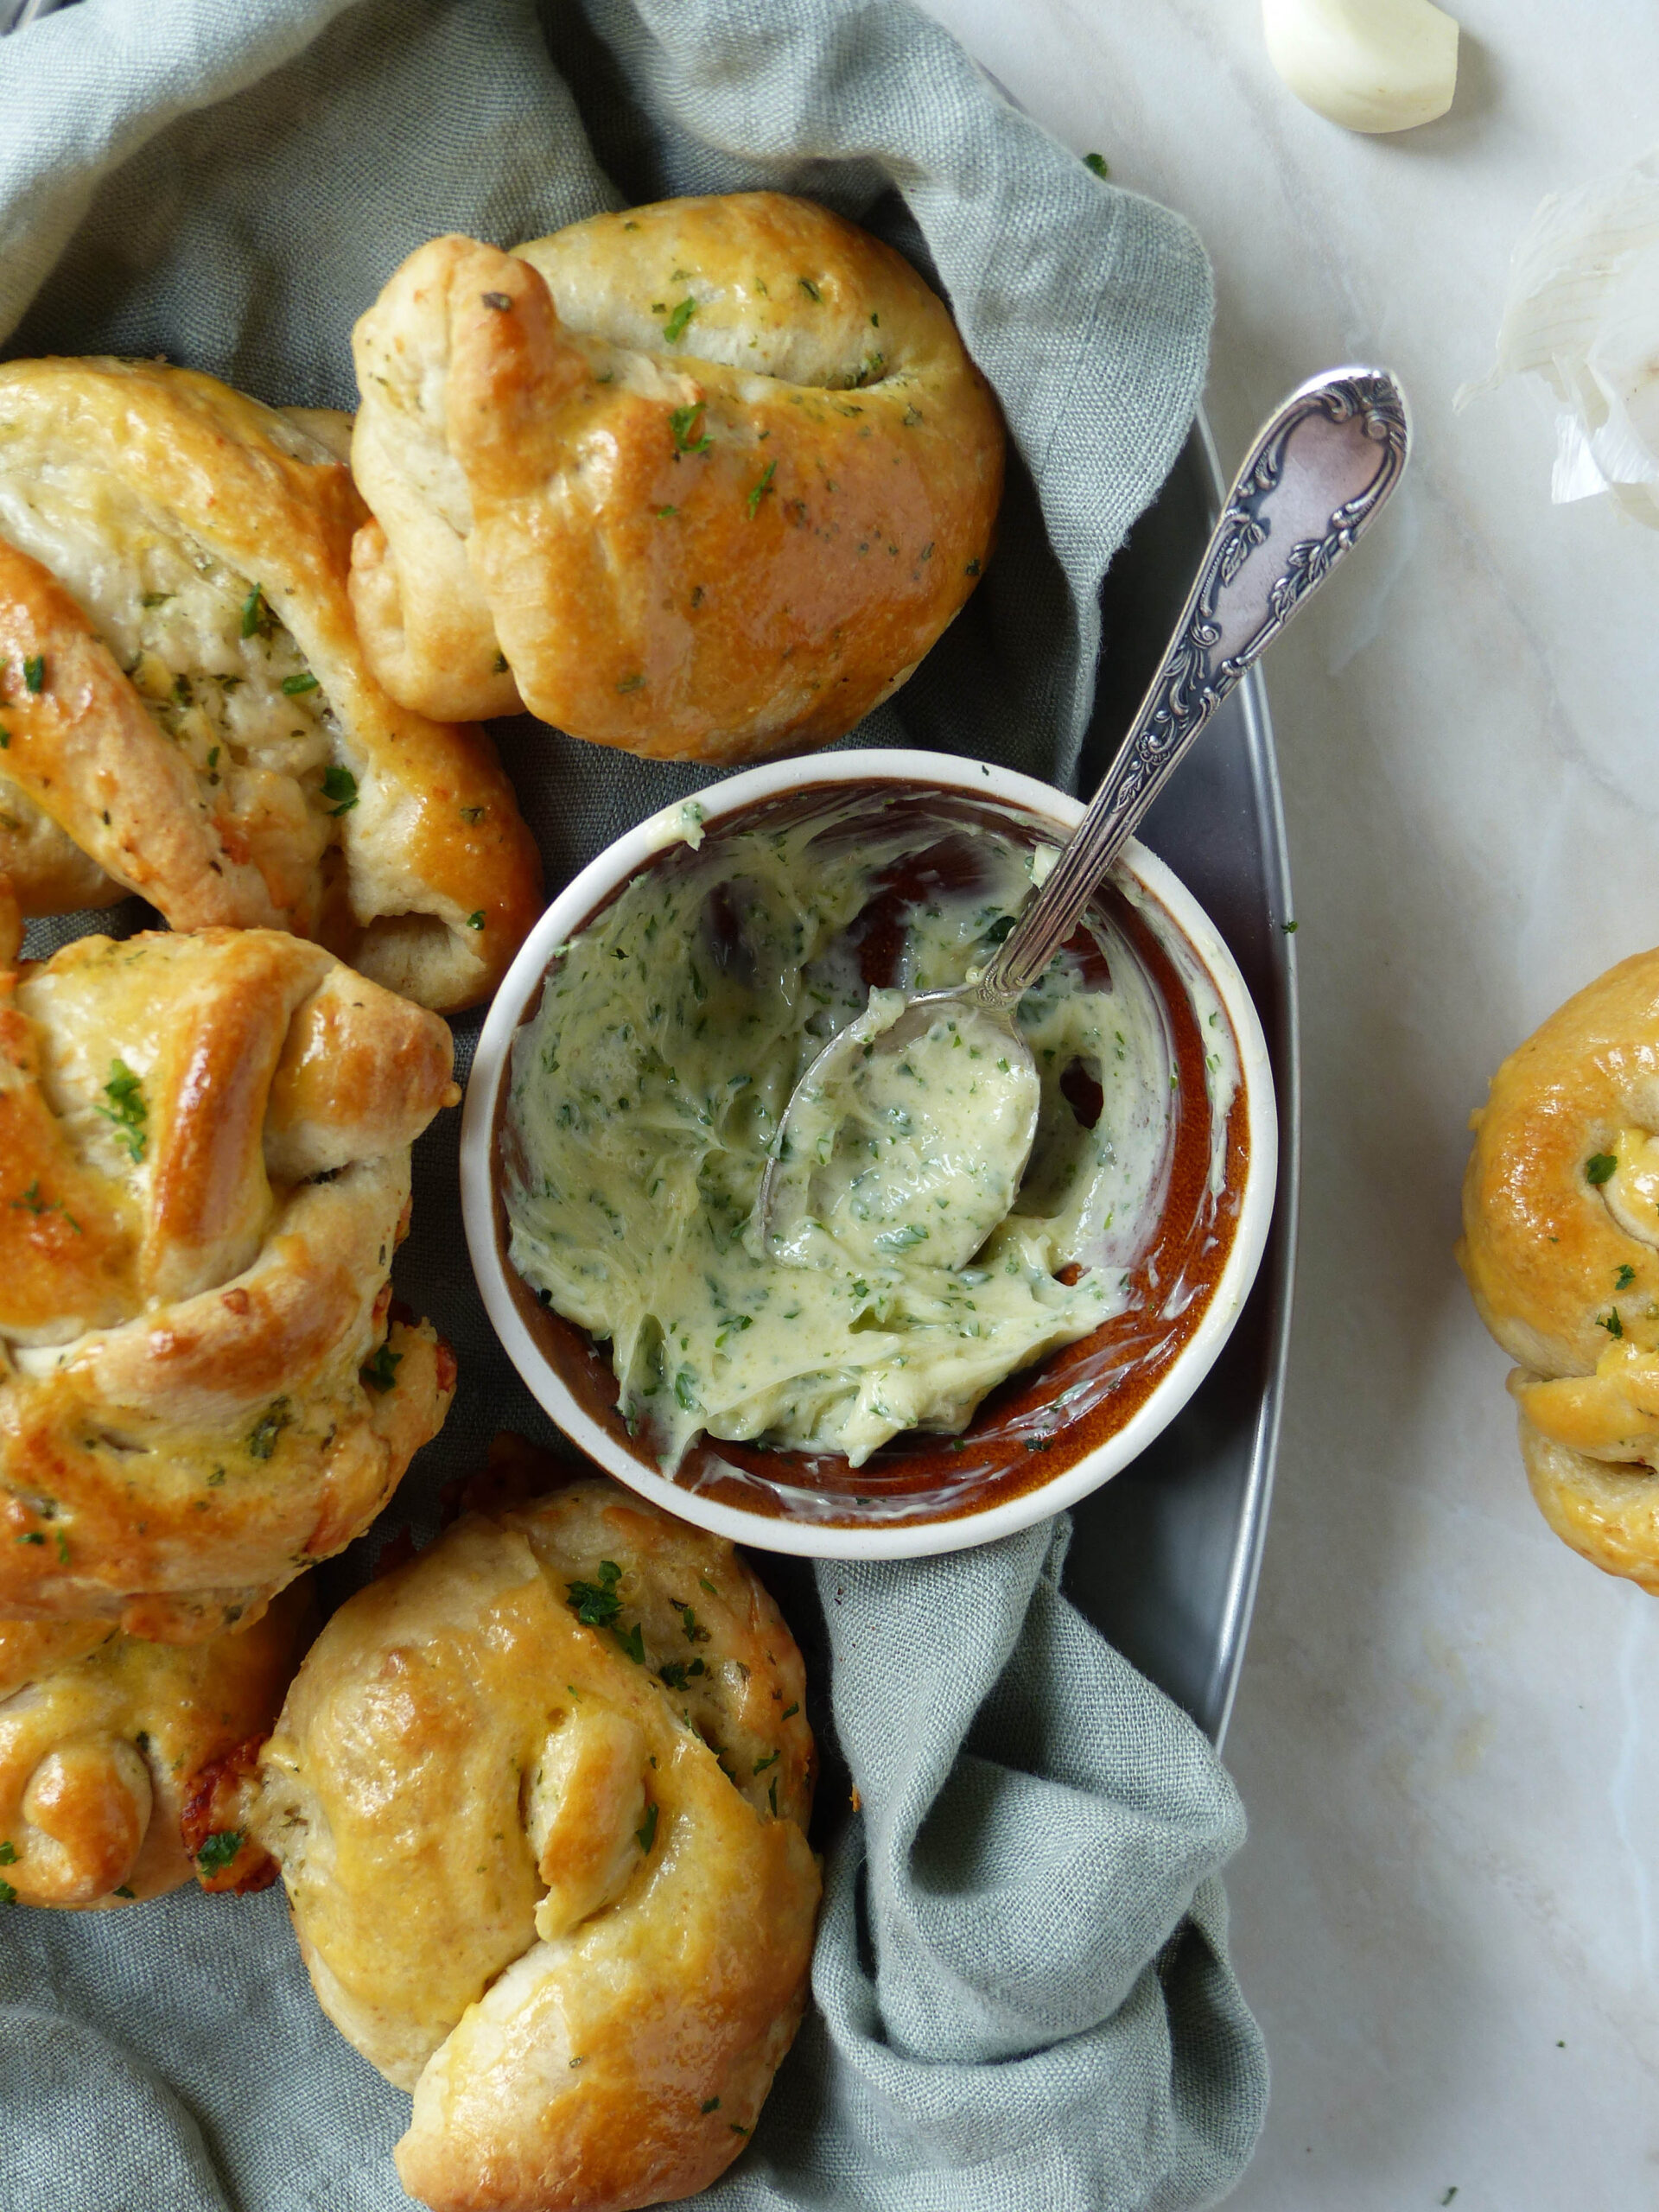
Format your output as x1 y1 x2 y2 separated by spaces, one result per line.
1262 0 1459 134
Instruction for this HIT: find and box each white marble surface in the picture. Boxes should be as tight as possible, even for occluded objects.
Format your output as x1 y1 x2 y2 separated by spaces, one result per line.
919 3 1659 2207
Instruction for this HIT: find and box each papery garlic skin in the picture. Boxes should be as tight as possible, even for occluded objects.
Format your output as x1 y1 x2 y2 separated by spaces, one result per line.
1262 0 1459 135
1457 152 1659 531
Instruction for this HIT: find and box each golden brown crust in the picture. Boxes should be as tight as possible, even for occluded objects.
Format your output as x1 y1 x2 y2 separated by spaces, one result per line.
1516 1404 1659 1594
0 771 128 915
0 356 542 1011
0 922 458 1637
350 193 1004 760
0 1580 310 1910
1459 948 1659 1586
255 1451 819 2212
0 543 286 928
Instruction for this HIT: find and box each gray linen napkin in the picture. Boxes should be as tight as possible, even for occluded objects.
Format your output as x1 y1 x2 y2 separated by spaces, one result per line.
0 2 1267 2207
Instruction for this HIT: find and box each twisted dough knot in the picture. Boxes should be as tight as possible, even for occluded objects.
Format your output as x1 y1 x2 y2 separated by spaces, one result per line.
0 1586 308 1910
0 888 459 1638
0 357 541 1012
255 1447 820 2212
348 191 1005 759
1459 948 1659 1589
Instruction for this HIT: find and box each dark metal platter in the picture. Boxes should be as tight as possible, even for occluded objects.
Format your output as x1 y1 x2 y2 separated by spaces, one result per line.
1066 413 1300 1745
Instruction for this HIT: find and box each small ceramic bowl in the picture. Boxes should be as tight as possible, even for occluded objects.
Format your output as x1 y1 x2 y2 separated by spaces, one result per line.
461 749 1276 1558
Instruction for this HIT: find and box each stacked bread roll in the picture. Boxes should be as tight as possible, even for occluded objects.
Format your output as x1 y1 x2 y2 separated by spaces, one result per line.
0 873 461 1905
0 357 543 1013
349 191 1003 755
255 1438 820 2212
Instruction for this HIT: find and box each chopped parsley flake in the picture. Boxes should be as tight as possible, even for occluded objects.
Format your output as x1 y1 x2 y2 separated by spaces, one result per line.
746 460 777 518
247 1398 292 1460
669 404 713 457
360 1343 403 1394
239 584 272 639
614 1619 646 1665
1586 1154 1618 1185
0 1879 15 1908
320 764 358 815
753 1751 779 1775
702 2096 721 2114
798 276 821 302
467 910 486 931
10 1179 79 1233
663 297 696 343
22 654 44 693
780 1703 799 1720
195 1831 244 1875
97 1060 148 1162
636 1801 659 1853
0 1842 14 1865
1083 151 1109 177
1617 1263 1637 1289
874 1223 928 1250
1599 1308 1624 1338
567 1559 623 1627
281 671 320 696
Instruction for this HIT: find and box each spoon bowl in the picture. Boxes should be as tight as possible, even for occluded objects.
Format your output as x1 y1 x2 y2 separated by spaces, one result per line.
758 986 1040 1274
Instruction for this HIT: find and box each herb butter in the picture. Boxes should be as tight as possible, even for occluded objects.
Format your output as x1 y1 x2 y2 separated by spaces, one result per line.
504 800 1230 1469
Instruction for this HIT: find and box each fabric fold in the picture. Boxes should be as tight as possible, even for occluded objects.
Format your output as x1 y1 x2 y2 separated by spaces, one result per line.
694 1527 1265 2209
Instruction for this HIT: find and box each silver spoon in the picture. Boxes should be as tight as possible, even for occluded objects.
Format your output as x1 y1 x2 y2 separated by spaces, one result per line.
1 0 61 34
759 365 1409 1269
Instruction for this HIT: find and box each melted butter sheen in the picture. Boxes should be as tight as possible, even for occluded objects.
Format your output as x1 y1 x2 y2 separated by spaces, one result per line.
505 810 1193 1469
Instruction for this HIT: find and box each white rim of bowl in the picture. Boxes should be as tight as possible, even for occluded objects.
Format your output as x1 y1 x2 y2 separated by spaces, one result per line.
461 748 1278 1558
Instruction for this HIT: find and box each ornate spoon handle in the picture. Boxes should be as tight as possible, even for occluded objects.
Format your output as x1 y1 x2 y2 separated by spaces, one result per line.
977 365 1409 1005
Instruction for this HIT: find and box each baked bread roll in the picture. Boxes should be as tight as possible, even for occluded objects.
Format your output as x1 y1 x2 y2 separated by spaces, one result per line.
0 884 458 1640
0 1581 310 1910
1459 947 1659 1590
349 191 1004 757
0 357 542 1012
255 1442 820 2212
